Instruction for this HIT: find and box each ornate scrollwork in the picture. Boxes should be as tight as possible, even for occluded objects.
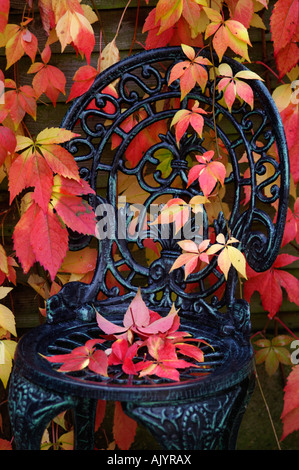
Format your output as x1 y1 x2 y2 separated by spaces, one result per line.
60 47 289 311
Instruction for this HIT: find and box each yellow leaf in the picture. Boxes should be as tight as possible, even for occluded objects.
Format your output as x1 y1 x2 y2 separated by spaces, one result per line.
0 339 17 388
81 4 98 24
272 84 293 112
100 39 120 73
0 287 13 300
57 431 74 450
250 13 266 29
36 127 79 145
0 304 16 336
227 245 247 279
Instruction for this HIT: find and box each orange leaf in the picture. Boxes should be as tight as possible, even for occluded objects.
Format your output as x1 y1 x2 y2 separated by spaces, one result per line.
28 46 66 106
113 401 137 450
56 9 95 64
169 44 211 100
0 0 9 33
171 102 207 144
204 8 252 61
187 150 226 197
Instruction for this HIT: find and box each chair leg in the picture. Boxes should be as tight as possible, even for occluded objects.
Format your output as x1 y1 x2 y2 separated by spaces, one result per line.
8 368 76 450
124 381 253 450
73 398 98 450
218 373 256 450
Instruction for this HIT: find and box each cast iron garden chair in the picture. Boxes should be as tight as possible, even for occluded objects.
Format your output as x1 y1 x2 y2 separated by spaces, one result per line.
8 46 289 450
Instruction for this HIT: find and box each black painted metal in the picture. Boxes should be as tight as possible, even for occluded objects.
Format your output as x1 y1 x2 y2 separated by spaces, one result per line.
8 47 289 450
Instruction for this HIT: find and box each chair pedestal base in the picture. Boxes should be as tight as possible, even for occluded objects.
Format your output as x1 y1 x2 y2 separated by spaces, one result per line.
8 368 98 450
9 367 254 450
124 375 255 450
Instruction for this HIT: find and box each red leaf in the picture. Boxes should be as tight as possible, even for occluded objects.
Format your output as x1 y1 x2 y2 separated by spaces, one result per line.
187 150 226 196
0 438 12 450
2 82 36 128
0 0 9 33
281 366 299 440
113 401 137 450
30 205 69 281
28 46 66 106
67 65 98 102
95 400 106 431
244 254 299 318
13 198 37 273
51 192 96 236
0 126 16 166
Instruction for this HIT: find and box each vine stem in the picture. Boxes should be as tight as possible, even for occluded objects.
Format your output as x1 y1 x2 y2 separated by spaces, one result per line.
129 0 141 56
254 365 282 450
90 0 108 46
115 0 133 40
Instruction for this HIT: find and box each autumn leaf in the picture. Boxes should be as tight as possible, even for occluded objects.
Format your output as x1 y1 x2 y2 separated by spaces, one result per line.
0 22 38 69
113 401 137 450
255 335 292 376
50 190 96 236
96 288 179 344
13 196 38 274
99 39 120 73
217 63 263 111
0 339 17 388
0 126 17 166
150 198 191 235
0 0 9 33
30 204 70 281
168 44 212 100
206 233 247 280
55 7 95 64
42 338 108 375
171 101 207 144
143 9 205 50
281 365 299 440
244 254 299 319
204 7 252 61
9 128 80 212
278 201 299 247
280 103 299 184
155 0 207 36
0 438 12 450
170 239 210 278
187 150 226 197
28 45 66 106
0 80 36 128
270 0 299 78
0 287 16 337
67 64 98 102
227 0 254 29
108 338 140 375
136 336 197 382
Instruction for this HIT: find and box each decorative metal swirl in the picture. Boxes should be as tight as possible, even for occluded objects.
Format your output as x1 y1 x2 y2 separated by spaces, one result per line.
61 47 289 314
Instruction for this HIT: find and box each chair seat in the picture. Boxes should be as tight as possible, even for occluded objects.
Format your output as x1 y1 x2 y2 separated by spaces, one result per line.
13 312 254 403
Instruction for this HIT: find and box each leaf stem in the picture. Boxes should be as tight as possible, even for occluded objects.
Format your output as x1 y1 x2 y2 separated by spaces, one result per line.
254 365 282 450
90 0 108 45
115 0 133 40
129 0 141 56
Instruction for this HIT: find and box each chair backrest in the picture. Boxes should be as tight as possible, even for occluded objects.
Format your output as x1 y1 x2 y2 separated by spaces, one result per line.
54 46 289 320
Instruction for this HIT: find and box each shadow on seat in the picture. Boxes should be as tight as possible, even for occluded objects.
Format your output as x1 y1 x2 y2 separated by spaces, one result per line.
8 46 289 450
